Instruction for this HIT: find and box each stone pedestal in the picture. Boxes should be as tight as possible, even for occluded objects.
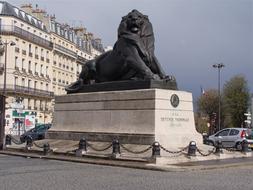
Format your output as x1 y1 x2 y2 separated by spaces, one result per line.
47 89 202 149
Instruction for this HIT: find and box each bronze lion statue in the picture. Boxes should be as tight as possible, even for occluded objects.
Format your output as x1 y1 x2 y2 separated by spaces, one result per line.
66 10 176 93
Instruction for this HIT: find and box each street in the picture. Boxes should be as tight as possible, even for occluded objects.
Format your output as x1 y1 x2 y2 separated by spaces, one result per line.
0 154 252 190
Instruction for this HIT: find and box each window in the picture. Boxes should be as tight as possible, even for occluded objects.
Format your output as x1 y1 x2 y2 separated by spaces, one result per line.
35 46 38 54
28 61 31 71
14 77 18 86
41 82 43 90
34 99 37 109
21 59 25 69
15 57 18 68
46 66 48 75
28 80 31 89
29 44 31 53
35 63 37 72
40 65 43 74
41 49 44 57
22 78 25 86
217 129 230 137
229 129 239 136
28 98 31 108
46 83 49 91
34 81 37 89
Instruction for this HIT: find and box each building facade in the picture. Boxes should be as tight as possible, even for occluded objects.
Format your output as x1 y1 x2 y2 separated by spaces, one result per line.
0 1 104 134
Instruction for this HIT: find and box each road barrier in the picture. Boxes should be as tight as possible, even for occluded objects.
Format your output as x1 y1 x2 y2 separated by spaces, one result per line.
4 135 250 159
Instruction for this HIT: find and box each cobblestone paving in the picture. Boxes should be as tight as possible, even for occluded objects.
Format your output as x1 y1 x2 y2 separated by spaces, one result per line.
0 154 252 190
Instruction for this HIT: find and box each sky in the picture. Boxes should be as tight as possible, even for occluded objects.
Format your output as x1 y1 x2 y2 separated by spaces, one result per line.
7 0 253 99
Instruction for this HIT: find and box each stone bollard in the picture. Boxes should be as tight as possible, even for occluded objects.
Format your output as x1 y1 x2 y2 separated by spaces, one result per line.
241 140 249 153
43 143 50 155
5 135 12 146
152 141 160 157
187 141 196 156
26 136 33 150
112 139 120 158
76 138 87 157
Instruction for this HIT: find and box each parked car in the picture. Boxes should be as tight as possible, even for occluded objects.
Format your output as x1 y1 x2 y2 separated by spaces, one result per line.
206 128 253 150
20 124 51 143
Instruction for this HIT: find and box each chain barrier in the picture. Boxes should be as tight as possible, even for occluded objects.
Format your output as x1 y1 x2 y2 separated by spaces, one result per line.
120 144 152 154
196 147 216 157
160 145 188 154
224 147 237 152
9 135 23 145
33 141 44 149
87 142 112 152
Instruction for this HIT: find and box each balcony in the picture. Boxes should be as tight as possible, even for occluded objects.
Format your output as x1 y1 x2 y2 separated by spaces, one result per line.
77 55 87 64
54 44 77 58
29 52 33 57
35 54 39 59
0 84 54 99
41 56 44 61
28 70 32 74
21 68 26 73
0 25 53 50
40 73 44 77
46 58 50 63
28 106 32 110
34 72 39 76
15 66 19 71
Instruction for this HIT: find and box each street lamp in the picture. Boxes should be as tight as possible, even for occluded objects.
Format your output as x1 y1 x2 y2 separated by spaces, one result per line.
212 63 225 132
0 40 16 150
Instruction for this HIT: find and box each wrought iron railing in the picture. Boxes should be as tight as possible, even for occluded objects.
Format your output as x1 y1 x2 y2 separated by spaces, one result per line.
0 84 54 98
0 25 53 50
54 44 77 58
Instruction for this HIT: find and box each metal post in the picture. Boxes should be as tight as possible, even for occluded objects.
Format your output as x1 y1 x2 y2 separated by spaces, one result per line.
0 42 7 150
0 40 15 150
26 135 33 150
76 138 87 156
152 141 160 157
213 63 225 131
43 143 50 155
241 140 249 153
187 141 196 156
5 134 11 146
112 139 120 158
215 136 223 154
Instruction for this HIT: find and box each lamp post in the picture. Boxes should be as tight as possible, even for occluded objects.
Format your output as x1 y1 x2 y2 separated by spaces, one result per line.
0 40 16 150
212 63 225 132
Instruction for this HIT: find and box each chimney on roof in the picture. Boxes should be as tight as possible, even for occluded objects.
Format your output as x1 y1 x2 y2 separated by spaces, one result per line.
20 4 33 14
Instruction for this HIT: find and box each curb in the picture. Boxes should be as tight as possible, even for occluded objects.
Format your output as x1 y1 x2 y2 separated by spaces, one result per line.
1 149 253 172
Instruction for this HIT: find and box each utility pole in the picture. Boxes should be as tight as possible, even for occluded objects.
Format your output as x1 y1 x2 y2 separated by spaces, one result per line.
212 63 225 131
0 40 16 150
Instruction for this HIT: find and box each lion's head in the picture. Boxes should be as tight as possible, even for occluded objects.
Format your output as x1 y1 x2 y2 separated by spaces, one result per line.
118 10 153 37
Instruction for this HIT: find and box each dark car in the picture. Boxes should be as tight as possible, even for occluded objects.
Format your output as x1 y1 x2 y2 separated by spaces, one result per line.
20 124 51 143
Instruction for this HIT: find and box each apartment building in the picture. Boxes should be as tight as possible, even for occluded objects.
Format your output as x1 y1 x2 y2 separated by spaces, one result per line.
0 1 104 133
